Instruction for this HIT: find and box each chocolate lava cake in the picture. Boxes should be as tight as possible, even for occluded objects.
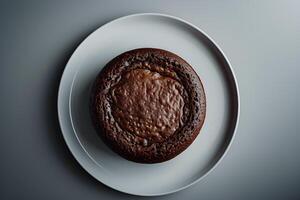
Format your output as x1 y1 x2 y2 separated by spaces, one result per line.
90 48 206 163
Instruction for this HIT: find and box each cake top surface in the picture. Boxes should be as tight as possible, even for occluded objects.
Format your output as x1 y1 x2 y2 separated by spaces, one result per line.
111 68 185 144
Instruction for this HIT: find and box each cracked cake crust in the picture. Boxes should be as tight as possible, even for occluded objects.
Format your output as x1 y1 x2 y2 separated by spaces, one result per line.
90 48 206 163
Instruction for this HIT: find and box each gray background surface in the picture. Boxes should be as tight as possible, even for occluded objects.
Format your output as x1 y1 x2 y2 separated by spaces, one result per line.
0 0 299 199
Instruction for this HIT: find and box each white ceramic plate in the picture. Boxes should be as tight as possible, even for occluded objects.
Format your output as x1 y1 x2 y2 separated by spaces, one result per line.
58 13 239 196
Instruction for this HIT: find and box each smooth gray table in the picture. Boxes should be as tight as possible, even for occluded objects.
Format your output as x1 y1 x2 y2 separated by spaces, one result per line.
1 1 299 199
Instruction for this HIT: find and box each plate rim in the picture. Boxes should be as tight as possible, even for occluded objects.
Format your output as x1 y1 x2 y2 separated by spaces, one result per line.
57 12 240 196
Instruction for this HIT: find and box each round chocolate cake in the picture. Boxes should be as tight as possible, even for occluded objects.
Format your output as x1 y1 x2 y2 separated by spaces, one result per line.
90 48 206 163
